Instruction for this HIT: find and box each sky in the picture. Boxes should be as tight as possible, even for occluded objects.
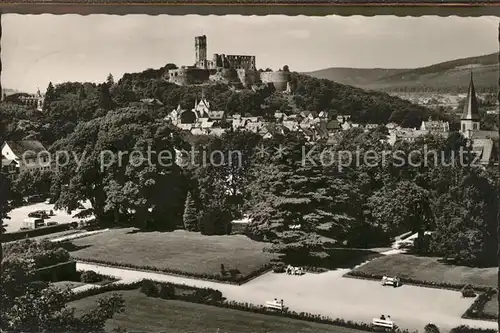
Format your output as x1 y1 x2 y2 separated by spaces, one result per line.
2 14 499 93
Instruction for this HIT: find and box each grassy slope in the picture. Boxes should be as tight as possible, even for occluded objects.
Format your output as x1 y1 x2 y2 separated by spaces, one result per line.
305 53 497 92
69 289 369 333
350 254 496 288
68 228 276 277
483 292 498 319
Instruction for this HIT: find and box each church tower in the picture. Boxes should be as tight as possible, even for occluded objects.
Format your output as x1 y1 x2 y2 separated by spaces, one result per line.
460 72 480 138
195 35 207 68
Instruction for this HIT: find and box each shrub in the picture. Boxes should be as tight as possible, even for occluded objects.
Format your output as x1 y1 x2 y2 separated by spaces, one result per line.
273 263 286 273
461 284 476 298
80 270 102 283
140 280 159 297
450 325 497 333
158 284 175 299
424 323 440 333
347 271 491 292
462 288 496 320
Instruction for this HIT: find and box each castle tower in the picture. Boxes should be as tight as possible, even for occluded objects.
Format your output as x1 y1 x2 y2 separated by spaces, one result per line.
195 35 207 68
460 72 480 138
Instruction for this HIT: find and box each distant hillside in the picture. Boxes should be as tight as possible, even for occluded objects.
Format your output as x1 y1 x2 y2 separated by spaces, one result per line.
305 68 409 87
305 53 498 93
2 88 20 95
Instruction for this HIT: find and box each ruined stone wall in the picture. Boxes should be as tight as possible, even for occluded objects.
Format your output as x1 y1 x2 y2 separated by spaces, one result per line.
168 68 210 85
212 54 256 71
236 69 261 88
260 71 291 92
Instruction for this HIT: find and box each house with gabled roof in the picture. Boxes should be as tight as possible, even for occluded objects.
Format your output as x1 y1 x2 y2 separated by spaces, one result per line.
1 140 52 174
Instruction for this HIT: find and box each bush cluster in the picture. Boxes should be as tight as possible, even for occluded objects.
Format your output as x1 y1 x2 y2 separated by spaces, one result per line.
461 284 476 298
72 257 272 284
1 224 71 242
80 270 103 283
347 271 491 292
462 288 497 320
450 326 497 333
139 280 223 303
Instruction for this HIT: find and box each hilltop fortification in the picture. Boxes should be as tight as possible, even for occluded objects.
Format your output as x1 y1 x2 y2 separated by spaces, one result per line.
167 35 291 91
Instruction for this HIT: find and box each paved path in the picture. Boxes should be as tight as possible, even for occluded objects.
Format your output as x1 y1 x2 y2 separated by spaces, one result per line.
76 262 497 333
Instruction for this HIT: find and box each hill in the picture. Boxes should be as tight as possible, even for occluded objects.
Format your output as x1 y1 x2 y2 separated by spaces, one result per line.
305 53 498 93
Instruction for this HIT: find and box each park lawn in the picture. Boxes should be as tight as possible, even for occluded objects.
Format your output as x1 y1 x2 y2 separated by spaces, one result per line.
69 290 368 333
483 291 498 319
69 228 276 278
51 281 85 291
350 254 496 288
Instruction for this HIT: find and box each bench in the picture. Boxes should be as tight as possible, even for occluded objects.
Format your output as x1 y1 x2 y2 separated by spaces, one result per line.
286 265 304 275
265 300 284 311
372 318 395 330
381 276 401 287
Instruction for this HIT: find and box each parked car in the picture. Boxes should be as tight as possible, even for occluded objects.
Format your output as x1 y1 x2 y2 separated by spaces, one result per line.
28 210 49 219
69 221 79 229
22 218 45 230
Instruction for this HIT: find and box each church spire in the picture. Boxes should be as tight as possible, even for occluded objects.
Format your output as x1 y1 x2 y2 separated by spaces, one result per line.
461 71 480 121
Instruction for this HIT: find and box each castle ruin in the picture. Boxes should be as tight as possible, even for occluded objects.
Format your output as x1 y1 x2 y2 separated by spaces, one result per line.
168 35 291 91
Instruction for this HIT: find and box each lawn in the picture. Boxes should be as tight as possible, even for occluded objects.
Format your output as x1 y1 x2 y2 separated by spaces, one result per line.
51 281 85 291
68 228 276 279
69 290 369 333
350 254 496 288
482 292 498 319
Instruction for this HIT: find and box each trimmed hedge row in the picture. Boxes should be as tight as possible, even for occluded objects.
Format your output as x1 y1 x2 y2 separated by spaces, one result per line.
450 325 497 333
35 261 77 282
2 223 71 242
462 288 497 321
139 280 223 303
346 271 492 292
72 257 272 284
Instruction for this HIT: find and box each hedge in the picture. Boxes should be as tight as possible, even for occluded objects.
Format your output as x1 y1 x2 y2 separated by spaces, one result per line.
450 325 497 333
462 288 497 321
35 260 77 282
1 223 71 242
68 281 422 333
72 257 272 285
346 271 492 292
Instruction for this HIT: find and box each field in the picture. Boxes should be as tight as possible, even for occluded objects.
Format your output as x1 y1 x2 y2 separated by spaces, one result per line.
350 254 496 288
69 289 369 333
69 228 276 279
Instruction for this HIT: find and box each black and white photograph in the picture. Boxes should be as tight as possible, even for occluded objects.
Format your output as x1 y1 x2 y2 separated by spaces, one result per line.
1 13 500 333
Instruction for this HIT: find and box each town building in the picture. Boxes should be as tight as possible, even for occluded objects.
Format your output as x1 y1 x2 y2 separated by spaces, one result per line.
1 140 52 176
3 89 45 112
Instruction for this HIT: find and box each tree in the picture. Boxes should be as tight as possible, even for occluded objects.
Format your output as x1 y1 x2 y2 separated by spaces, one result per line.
106 73 115 87
182 192 198 231
1 254 125 332
52 108 183 230
43 82 55 111
283 65 290 72
98 83 114 110
367 181 433 253
0 173 11 277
